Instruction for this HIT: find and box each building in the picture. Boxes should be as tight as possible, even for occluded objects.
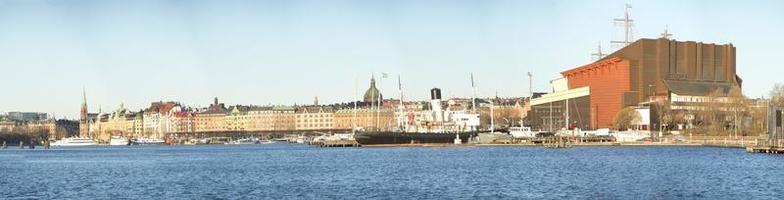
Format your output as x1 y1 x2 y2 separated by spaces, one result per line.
363 76 382 106
529 38 740 131
6 112 48 122
295 106 335 131
334 108 395 131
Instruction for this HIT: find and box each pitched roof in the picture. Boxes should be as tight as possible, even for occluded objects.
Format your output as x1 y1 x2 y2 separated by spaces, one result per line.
664 79 732 96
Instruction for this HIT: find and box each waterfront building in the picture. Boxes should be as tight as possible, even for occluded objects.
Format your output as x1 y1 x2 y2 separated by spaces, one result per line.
246 106 275 131
225 105 249 131
90 104 140 142
6 112 49 122
194 98 229 133
271 106 296 131
294 106 335 131
143 101 179 139
171 111 194 133
528 38 741 131
334 108 395 131
29 119 80 141
194 110 228 133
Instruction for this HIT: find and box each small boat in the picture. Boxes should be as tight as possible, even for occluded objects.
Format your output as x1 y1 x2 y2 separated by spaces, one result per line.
508 126 536 138
227 137 260 145
109 136 130 146
51 137 97 147
130 138 166 145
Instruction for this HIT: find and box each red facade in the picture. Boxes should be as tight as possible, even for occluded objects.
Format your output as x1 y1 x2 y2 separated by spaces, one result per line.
561 57 631 129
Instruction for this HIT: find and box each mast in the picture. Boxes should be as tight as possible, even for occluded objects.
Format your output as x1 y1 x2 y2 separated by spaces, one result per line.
471 73 476 113
611 4 634 48
376 74 381 131
398 75 404 130
352 75 357 135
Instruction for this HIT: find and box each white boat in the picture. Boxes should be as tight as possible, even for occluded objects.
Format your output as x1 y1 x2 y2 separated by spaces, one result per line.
130 138 166 145
227 137 260 145
51 137 97 147
508 126 536 138
109 136 130 146
611 131 651 142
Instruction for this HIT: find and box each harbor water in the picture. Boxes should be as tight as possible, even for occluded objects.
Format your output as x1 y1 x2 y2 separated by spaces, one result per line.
1 144 783 199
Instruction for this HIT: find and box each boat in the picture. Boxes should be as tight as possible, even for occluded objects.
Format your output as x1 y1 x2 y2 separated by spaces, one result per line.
109 136 130 146
227 137 260 145
611 130 651 142
51 137 97 147
508 126 536 138
130 138 166 145
355 88 483 145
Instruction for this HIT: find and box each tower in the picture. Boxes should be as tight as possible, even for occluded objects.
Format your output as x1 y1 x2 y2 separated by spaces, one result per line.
79 88 89 137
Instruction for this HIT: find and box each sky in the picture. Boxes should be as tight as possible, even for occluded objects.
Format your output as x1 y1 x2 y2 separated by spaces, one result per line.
0 0 782 119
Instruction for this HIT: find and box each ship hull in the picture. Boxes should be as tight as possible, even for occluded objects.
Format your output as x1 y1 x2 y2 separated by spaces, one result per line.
354 131 479 145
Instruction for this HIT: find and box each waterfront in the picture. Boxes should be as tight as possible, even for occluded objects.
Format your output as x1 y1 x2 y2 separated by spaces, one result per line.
2 144 783 199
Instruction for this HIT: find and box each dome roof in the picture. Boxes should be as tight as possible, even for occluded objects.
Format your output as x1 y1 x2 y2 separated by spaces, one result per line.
363 76 382 103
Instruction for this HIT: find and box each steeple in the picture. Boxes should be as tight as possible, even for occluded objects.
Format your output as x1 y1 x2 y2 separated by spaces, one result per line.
82 88 87 106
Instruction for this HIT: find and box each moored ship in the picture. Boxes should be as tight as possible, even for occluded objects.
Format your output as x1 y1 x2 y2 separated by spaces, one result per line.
130 138 166 145
355 88 482 145
109 136 130 146
51 137 98 147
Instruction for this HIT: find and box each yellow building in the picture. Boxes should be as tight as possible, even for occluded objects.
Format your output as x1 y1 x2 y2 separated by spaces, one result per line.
194 110 228 133
334 108 395 131
295 106 335 131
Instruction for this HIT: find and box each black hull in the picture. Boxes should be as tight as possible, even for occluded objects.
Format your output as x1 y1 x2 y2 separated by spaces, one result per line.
354 131 479 145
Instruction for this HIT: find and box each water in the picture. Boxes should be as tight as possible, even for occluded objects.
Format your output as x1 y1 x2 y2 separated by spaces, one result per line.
1 145 783 199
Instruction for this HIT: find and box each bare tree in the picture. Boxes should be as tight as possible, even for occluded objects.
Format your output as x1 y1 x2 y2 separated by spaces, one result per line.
772 83 784 106
613 107 641 131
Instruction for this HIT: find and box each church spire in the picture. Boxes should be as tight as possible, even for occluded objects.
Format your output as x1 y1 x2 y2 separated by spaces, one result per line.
82 87 87 106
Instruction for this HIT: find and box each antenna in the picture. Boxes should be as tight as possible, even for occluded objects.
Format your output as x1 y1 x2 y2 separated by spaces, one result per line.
660 26 673 39
591 43 608 61
611 4 634 48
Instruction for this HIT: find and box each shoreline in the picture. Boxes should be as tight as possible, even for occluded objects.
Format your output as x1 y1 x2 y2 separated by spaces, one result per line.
362 142 744 148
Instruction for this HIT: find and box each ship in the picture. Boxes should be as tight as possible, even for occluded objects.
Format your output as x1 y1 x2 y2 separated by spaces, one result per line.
130 138 166 145
354 87 483 145
109 136 130 146
51 137 98 147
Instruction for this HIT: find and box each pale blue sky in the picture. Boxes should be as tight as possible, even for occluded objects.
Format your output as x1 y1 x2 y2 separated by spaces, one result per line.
0 0 782 119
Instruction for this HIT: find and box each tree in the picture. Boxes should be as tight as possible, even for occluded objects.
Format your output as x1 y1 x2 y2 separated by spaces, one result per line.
613 107 641 131
771 83 784 106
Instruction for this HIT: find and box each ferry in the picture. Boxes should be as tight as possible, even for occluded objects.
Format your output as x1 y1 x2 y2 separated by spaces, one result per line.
109 136 130 146
130 138 166 145
51 137 97 147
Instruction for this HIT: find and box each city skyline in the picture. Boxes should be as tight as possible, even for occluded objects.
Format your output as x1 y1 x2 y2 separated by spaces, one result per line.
1 0 782 119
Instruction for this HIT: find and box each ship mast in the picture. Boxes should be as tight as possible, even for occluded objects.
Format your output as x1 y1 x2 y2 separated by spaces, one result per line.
471 73 477 113
352 75 357 135
398 75 404 131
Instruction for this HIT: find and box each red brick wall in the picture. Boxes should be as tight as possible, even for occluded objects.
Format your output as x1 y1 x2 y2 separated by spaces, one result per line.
562 58 631 129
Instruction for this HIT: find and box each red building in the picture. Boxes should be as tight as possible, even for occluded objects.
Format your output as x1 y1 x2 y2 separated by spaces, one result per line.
528 38 741 131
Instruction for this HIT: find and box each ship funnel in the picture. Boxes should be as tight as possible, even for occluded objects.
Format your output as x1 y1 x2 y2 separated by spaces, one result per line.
430 88 442 100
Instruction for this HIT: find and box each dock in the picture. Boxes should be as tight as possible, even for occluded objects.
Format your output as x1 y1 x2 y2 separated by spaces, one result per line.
746 146 784 154
311 140 361 148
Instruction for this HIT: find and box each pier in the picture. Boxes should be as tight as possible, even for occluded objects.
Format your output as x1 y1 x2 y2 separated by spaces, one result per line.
311 140 361 148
